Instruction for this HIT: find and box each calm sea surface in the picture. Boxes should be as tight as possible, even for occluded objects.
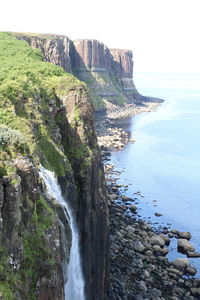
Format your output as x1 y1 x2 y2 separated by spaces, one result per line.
110 73 200 274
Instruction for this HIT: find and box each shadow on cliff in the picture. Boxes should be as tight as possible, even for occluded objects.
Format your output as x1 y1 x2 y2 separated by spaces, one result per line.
51 94 109 300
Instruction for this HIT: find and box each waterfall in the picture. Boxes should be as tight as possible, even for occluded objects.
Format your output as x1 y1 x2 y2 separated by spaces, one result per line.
39 166 85 300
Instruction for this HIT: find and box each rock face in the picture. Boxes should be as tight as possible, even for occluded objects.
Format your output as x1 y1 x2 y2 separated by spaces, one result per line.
18 34 72 73
18 34 142 109
72 39 112 72
110 48 139 101
72 39 141 107
0 160 66 300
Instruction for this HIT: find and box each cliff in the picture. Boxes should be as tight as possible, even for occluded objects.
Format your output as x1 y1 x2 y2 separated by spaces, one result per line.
16 33 145 110
0 32 108 299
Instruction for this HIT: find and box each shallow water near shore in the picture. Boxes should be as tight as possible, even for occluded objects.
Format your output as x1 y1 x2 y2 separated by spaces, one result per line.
110 72 200 275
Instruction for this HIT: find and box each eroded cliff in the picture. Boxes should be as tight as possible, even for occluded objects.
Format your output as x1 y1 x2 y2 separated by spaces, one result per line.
17 33 143 110
0 33 108 299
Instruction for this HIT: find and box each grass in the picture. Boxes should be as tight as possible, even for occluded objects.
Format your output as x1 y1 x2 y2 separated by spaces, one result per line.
0 32 83 176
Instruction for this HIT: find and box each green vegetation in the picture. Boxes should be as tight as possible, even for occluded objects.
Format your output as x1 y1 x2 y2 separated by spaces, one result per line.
0 196 57 300
21 197 56 299
0 32 83 176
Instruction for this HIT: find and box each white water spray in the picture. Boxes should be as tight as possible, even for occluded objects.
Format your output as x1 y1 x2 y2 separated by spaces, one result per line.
39 166 85 300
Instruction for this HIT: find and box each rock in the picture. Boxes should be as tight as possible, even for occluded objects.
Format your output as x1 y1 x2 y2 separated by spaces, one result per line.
151 288 162 298
155 212 162 217
187 251 200 258
186 266 197 276
152 245 161 252
138 280 148 292
130 205 137 212
159 233 170 245
177 231 192 240
178 239 195 253
168 268 183 276
150 235 165 247
160 248 169 256
134 241 145 253
172 258 189 269
168 233 174 238
122 195 132 201
109 194 118 201
143 270 150 278
171 229 179 234
125 225 135 235
190 288 200 297
145 250 153 256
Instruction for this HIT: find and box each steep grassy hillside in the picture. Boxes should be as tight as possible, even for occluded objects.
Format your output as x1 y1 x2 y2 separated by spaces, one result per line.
0 32 84 177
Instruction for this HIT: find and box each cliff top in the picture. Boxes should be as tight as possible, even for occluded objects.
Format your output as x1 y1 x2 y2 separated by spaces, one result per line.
9 31 69 40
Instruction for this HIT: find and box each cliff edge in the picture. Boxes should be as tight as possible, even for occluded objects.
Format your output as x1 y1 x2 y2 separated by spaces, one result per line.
17 33 154 110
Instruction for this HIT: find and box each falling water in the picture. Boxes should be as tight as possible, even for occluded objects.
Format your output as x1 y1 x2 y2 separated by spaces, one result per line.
39 166 85 300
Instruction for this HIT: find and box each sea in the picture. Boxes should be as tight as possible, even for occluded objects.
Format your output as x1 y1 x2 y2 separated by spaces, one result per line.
110 72 200 275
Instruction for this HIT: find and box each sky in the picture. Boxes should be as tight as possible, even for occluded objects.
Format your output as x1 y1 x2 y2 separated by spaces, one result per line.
1 0 200 73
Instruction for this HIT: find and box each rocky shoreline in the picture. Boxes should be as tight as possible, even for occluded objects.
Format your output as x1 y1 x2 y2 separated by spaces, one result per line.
95 101 161 149
95 102 200 299
105 166 200 300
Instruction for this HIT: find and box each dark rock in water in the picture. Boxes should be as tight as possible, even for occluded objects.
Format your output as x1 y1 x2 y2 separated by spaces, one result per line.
172 258 189 269
171 229 179 234
177 231 192 240
178 239 195 253
187 251 200 258
122 195 133 201
168 232 174 238
130 205 137 212
154 212 162 217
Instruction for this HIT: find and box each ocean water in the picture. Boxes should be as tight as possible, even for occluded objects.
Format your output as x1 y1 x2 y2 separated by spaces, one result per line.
110 72 200 274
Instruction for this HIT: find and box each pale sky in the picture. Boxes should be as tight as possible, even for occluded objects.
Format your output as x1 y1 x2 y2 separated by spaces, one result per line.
1 0 200 73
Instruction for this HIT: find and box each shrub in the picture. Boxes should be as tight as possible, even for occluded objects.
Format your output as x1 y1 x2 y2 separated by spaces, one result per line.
0 126 26 152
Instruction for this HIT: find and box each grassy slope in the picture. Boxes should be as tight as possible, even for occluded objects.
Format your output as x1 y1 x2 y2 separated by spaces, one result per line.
0 32 84 177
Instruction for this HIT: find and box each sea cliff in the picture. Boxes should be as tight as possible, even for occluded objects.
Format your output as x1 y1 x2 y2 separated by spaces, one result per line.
17 33 149 110
0 32 108 299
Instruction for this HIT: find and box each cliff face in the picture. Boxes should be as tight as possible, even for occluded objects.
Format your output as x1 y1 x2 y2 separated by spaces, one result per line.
0 33 108 299
72 39 141 107
18 34 142 109
18 34 72 73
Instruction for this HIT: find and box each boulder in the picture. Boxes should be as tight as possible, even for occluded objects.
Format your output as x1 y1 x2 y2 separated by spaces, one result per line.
172 258 189 269
177 231 191 240
159 233 170 245
130 205 137 212
187 251 200 258
155 212 162 217
134 241 145 253
186 266 197 276
122 195 133 201
178 239 195 253
150 235 165 247
190 288 200 297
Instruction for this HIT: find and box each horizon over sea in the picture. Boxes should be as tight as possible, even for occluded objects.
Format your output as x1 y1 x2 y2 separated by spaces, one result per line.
110 72 200 275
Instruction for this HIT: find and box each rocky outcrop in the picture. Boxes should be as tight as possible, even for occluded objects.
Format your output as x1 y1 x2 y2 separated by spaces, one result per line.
110 48 140 102
18 34 72 73
72 39 141 106
72 39 112 72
